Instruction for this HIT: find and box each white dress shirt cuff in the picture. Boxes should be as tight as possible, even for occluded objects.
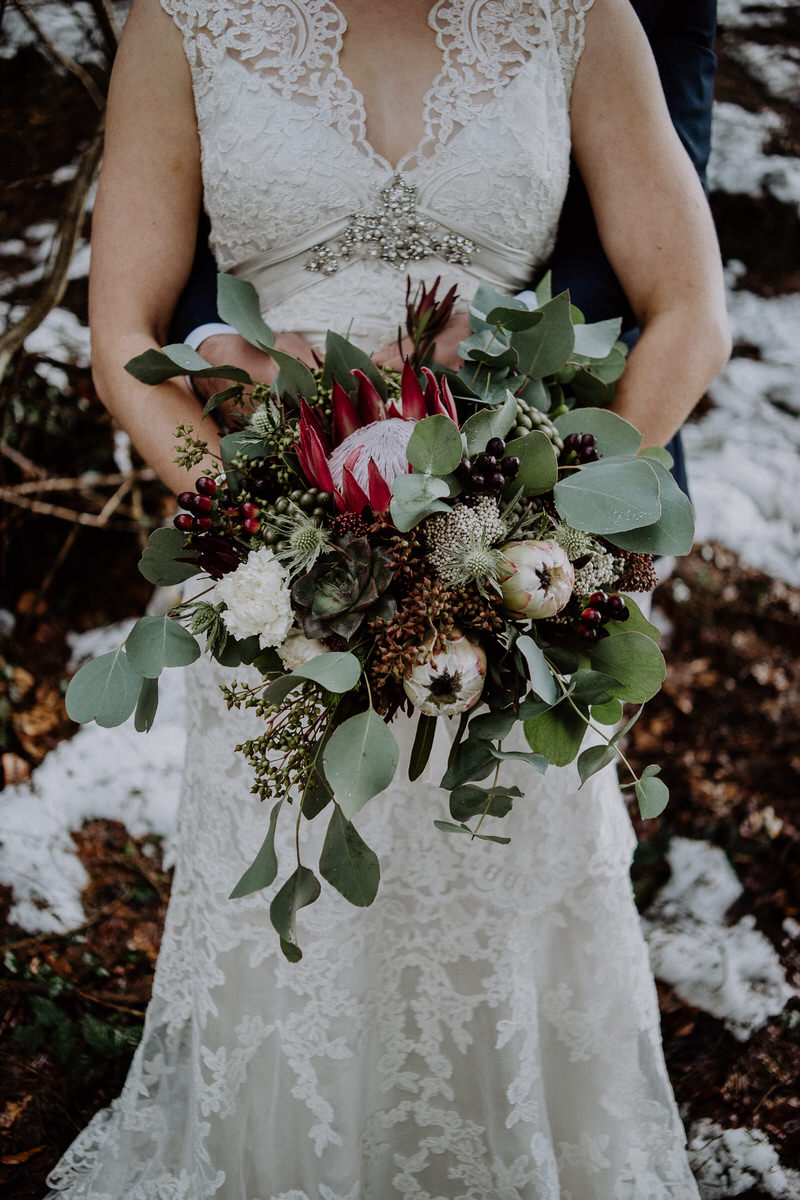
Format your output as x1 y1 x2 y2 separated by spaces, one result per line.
184 322 237 352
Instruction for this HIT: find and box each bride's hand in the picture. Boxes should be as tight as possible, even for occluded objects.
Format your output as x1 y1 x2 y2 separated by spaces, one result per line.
372 311 472 372
193 331 318 426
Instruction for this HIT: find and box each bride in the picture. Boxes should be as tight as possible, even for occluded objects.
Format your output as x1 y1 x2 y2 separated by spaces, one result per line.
47 0 730 1197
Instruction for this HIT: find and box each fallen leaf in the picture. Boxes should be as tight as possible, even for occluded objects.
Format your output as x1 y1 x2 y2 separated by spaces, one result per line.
1 753 30 786
0 1096 32 1130
1 1145 46 1165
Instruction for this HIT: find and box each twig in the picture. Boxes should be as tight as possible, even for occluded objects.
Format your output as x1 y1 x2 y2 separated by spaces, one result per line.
73 988 146 1018
0 487 154 532
0 440 47 480
0 115 105 379
85 0 121 58
3 468 157 497
12 0 106 110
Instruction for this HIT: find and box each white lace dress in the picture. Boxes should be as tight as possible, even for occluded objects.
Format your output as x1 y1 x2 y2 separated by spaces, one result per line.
46 2 702 1197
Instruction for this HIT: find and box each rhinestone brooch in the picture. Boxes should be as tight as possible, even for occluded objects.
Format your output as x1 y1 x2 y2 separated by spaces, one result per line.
305 174 477 275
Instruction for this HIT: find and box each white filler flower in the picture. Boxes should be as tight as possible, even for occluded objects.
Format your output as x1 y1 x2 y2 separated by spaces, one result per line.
217 546 293 649
499 539 574 619
277 626 326 672
404 631 487 717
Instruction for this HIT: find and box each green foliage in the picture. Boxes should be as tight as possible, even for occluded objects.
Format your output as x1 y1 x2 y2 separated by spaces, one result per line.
409 713 438 781
589 632 666 703
461 391 517 455
554 457 662 534
138 527 200 586
125 615 201 678
323 708 399 819
269 866 322 961
65 648 142 727
323 330 387 398
501 430 558 496
554 407 642 457
319 807 380 907
515 634 557 704
405 414 463 474
524 700 588 766
390 473 451 531
217 274 275 348
230 800 282 898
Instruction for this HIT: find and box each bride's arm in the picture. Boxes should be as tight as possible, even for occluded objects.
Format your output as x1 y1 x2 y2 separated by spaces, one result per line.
570 0 730 448
89 0 220 494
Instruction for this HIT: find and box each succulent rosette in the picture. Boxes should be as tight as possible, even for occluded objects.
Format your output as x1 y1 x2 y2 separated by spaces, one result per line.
291 533 396 642
499 540 575 619
403 632 487 716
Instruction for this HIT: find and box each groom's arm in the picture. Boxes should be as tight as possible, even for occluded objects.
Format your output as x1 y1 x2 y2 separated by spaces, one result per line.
549 0 718 327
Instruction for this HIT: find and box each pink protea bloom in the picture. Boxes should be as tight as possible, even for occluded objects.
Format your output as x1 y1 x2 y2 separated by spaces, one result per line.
294 364 459 514
404 631 487 716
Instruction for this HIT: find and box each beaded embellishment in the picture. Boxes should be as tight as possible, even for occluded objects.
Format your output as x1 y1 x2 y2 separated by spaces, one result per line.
305 175 477 275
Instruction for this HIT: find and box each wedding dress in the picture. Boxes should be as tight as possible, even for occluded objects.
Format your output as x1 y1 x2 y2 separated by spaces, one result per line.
47 2 702 1197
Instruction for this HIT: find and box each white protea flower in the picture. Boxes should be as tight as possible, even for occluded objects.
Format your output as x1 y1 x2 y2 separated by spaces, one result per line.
499 539 575 619
277 626 326 672
216 546 293 649
403 631 487 717
327 418 413 491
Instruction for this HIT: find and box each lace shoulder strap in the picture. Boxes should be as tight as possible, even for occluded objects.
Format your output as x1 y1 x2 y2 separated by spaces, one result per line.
550 0 597 93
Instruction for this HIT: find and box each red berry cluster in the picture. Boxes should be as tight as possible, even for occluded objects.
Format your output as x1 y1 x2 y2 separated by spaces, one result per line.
577 590 630 643
563 432 600 464
174 476 262 538
454 437 520 494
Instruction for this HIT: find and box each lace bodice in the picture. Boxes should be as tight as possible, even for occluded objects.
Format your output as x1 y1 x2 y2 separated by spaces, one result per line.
159 0 594 345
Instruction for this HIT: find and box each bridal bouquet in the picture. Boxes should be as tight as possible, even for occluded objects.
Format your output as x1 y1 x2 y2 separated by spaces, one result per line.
66 276 694 960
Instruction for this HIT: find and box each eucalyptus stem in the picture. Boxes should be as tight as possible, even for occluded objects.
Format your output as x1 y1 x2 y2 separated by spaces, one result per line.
472 751 503 839
552 673 640 785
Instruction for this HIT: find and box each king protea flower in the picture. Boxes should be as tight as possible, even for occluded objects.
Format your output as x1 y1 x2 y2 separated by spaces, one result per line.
404 631 487 716
294 363 459 514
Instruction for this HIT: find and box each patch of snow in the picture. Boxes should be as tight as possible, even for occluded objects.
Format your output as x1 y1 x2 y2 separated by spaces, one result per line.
113 429 134 475
642 839 796 1040
0 239 27 257
685 288 800 586
51 162 79 185
23 305 90 365
68 239 91 280
0 2 109 66
709 103 800 212
731 41 800 104
718 0 799 30
784 917 800 941
0 622 185 934
688 1119 800 1199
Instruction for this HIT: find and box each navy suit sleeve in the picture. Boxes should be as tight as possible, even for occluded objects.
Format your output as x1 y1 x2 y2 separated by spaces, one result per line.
168 212 222 343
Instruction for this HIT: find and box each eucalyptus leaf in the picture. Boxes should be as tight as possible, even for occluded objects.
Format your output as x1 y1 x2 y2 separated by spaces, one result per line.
217 273 275 348
269 866 321 960
390 473 451 531
486 746 548 772
461 391 518 455
467 709 517 742
485 306 543 332
65 649 143 728
459 329 516 367
572 317 622 359
201 385 243 420
501 431 558 496
323 708 399 819
512 291 574 379
319 807 380 907
125 615 201 678
589 633 666 703
253 344 317 401
440 735 497 789
602 596 661 643
433 819 511 845
294 651 362 692
124 348 251 387
577 743 616 785
405 414 463 475
469 282 525 323
554 407 642 457
640 445 674 469
605 460 695 556
523 701 587 766
554 457 662 534
409 713 438 782
323 330 387 398
449 783 521 821
515 634 557 704
570 668 622 704
636 774 670 819
138 527 200 586
229 800 282 898
591 698 623 725
134 676 159 733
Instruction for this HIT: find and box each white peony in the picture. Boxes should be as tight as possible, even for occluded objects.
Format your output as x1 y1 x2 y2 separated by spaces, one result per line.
277 626 326 672
216 546 293 649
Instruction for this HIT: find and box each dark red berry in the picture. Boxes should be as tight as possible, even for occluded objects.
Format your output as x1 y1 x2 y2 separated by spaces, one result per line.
173 513 194 532
251 478 271 497
218 488 233 506
580 433 597 449
577 623 599 643
192 494 214 515
580 607 604 627
563 434 580 453
455 458 472 482
607 594 629 620
195 476 217 496
468 473 486 492
486 437 506 458
474 453 496 472
578 446 600 464
193 516 213 533
177 491 195 510
240 501 260 520
500 456 520 478
242 517 261 536
488 471 506 490
588 591 608 609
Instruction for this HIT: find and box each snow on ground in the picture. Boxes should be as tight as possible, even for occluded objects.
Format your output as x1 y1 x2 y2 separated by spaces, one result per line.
689 1120 800 1199
709 103 800 213
0 622 185 933
0 1 112 64
642 839 797 1041
730 41 800 104
717 0 799 31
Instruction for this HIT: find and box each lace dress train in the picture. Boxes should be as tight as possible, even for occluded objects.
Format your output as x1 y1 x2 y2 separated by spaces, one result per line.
47 0 700 1195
